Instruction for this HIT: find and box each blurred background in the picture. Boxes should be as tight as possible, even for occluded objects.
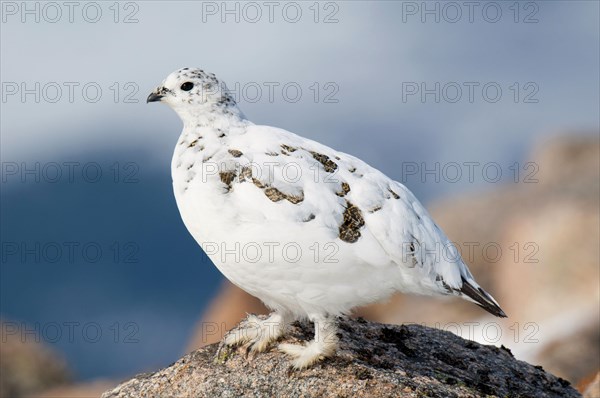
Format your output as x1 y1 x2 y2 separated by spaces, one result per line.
1 1 598 397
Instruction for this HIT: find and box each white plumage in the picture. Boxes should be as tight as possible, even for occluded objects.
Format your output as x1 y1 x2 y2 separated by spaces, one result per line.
148 68 506 368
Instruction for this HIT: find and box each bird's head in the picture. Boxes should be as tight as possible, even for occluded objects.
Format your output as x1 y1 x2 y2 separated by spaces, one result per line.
147 68 239 122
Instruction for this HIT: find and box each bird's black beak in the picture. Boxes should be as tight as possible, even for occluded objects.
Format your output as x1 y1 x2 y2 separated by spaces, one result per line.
146 91 163 103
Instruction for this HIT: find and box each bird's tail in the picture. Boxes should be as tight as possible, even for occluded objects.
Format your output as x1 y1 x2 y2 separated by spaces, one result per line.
460 277 507 318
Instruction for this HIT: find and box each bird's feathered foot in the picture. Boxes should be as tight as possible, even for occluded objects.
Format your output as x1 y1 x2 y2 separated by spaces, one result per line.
223 312 291 353
279 315 339 369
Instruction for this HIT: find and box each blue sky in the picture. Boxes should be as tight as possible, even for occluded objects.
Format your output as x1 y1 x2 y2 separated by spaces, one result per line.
2 1 598 197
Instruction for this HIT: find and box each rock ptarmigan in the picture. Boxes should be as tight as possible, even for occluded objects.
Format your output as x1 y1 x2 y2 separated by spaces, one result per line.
147 68 507 369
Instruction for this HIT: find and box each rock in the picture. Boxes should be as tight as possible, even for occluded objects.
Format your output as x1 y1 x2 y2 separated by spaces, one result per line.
0 321 70 398
102 317 579 398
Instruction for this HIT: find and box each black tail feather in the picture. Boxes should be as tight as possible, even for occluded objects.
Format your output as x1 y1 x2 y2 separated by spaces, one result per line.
460 279 507 318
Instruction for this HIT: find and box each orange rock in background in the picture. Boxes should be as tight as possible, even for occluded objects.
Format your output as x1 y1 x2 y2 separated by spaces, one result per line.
0 320 70 398
33 380 115 398
582 372 600 398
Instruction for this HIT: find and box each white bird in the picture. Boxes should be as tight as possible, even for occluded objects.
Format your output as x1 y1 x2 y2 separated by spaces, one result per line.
147 68 506 369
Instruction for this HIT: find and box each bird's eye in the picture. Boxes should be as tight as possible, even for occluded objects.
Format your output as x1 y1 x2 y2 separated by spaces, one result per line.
180 82 194 91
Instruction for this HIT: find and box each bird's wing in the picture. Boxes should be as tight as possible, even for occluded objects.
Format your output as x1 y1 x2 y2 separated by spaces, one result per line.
222 125 474 294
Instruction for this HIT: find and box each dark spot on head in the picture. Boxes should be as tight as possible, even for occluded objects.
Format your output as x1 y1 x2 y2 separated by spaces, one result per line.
349 167 356 173
388 188 400 199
